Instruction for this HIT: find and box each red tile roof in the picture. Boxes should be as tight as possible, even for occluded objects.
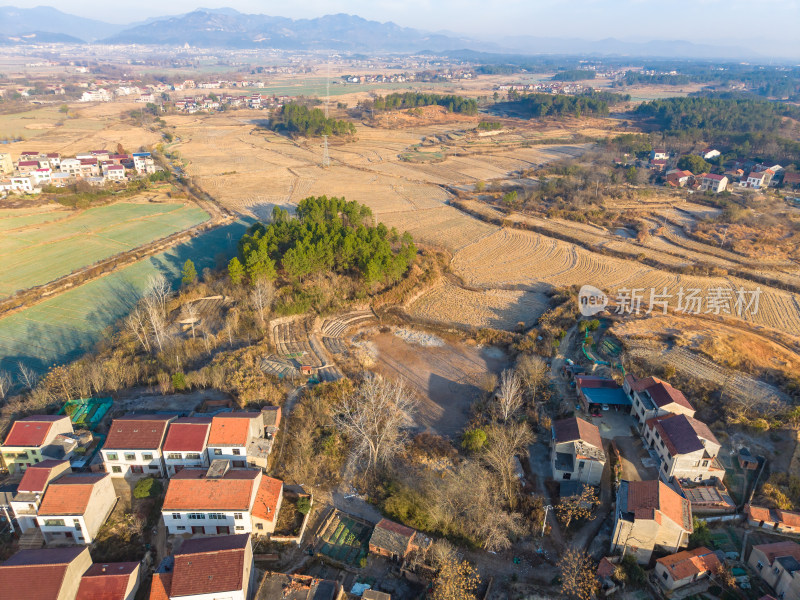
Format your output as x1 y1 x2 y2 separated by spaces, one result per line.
656 547 720 581
76 562 139 600
170 535 249 597
16 460 69 493
626 480 692 530
149 572 172 600
0 547 87 600
207 414 258 447
3 415 69 447
163 469 259 511
645 413 719 455
627 376 694 412
552 417 603 450
162 419 211 452
753 541 800 565
38 473 109 516
747 504 774 522
596 557 615 579
252 476 282 522
104 416 173 450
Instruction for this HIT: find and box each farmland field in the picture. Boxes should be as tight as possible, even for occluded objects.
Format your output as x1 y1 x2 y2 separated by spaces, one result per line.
0 219 252 372
0 200 210 298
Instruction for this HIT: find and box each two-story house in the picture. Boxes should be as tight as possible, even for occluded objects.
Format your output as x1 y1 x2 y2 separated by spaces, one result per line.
1 415 74 473
701 173 728 193
611 479 693 564
10 459 71 532
624 375 695 431
206 413 264 468
655 547 721 591
0 546 93 600
748 542 800 600
643 413 723 481
36 473 117 545
550 417 606 485
150 534 254 600
162 418 212 477
102 415 175 478
162 460 283 536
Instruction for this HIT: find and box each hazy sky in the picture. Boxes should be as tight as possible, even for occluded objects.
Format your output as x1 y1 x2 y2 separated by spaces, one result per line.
11 0 800 56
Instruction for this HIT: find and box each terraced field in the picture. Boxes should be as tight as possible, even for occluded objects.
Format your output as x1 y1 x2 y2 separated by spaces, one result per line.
0 201 210 299
409 282 549 329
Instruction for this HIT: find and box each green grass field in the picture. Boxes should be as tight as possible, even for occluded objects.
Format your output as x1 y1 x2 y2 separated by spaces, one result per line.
0 219 252 373
0 202 210 298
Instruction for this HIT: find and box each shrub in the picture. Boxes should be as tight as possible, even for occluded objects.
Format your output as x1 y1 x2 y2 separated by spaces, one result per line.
172 372 187 391
297 497 312 515
133 477 163 499
461 429 487 453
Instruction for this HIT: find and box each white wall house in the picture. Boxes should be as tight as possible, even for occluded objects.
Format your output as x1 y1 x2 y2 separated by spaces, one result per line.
162 461 283 537
102 415 175 479
162 418 212 477
9 459 72 533
206 412 264 468
36 473 116 545
624 375 695 431
643 413 724 482
1 415 74 474
551 417 606 485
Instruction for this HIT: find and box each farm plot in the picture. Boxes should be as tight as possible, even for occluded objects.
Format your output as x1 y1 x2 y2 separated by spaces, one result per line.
0 208 72 232
0 201 209 298
316 514 372 567
380 206 496 253
366 329 509 435
270 315 343 380
408 282 549 330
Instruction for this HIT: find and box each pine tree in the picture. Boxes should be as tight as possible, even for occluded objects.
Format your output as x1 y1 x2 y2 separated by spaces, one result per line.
228 257 245 285
181 259 197 286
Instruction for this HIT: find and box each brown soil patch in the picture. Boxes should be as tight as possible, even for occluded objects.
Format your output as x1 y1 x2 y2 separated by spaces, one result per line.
372 104 478 128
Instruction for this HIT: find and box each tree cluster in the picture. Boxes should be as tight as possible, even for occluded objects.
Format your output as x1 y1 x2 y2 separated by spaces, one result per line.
505 91 629 118
372 92 478 115
552 69 597 82
236 197 417 285
269 102 356 137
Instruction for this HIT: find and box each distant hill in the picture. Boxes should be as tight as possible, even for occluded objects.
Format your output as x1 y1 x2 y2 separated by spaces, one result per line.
0 31 85 45
0 6 126 41
102 10 481 52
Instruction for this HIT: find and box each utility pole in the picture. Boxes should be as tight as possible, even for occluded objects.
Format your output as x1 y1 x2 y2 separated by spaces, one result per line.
322 60 331 169
541 504 553 537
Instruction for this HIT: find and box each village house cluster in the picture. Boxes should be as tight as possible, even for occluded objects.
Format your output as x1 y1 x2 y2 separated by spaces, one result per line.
494 81 591 95
174 93 290 113
552 370 800 597
647 148 796 193
0 149 157 196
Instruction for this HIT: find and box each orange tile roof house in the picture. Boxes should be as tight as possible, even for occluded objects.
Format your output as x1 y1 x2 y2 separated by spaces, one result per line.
611 480 693 564
624 375 695 431
10 459 72 533
161 418 212 477
1 415 74 474
101 415 176 479
747 505 800 535
0 546 92 600
162 461 283 536
643 413 723 481
36 473 117 545
76 562 141 600
748 541 800 600
150 534 254 600
551 416 606 485
655 547 722 590
206 412 267 469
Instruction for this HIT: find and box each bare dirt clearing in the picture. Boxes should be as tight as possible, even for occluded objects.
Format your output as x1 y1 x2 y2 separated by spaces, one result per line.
366 329 508 436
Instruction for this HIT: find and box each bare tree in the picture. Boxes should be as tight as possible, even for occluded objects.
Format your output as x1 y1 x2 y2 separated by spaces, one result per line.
516 354 547 403
430 558 480 600
143 295 168 353
0 370 12 402
17 361 38 391
182 302 199 339
558 548 597 600
494 369 523 422
483 422 534 508
556 485 599 529
250 277 274 329
125 306 152 353
333 374 417 472
145 273 171 316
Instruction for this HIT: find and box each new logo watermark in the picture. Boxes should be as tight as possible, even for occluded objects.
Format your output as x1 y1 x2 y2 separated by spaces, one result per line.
578 285 761 317
578 285 609 317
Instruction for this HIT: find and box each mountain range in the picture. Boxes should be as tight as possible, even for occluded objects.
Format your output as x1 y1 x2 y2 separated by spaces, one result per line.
0 5 760 59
